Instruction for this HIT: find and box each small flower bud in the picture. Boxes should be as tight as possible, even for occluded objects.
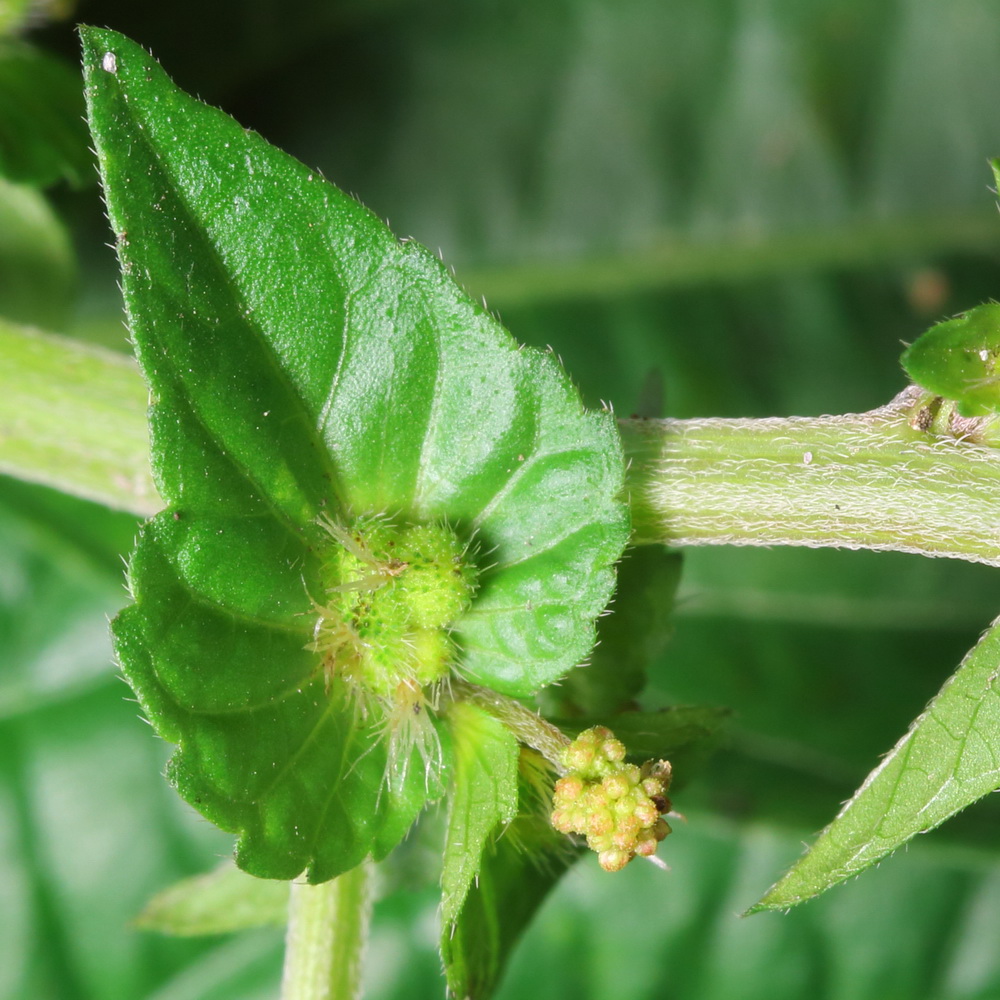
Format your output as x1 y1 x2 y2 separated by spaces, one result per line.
642 777 662 797
598 848 630 873
602 773 630 799
554 774 584 801
588 808 615 838
564 743 596 772
634 836 658 857
634 801 658 826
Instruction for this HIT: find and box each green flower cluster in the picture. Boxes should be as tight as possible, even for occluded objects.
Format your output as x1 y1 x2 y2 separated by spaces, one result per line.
311 514 478 700
550 726 673 872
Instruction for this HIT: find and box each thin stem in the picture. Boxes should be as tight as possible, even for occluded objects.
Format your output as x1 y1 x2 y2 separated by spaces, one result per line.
463 214 1000 307
280 864 371 1000
621 386 1000 567
451 681 571 771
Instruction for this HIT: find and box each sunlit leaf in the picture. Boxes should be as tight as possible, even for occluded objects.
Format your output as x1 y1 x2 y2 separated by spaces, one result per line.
82 26 627 880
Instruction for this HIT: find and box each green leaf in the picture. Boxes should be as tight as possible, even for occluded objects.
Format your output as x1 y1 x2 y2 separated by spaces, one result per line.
0 319 155 515
441 702 519 927
82 26 627 880
0 40 91 188
557 705 730 776
442 752 580 1000
136 861 289 937
549 547 682 716
901 303 1000 416
0 176 75 328
751 614 1000 912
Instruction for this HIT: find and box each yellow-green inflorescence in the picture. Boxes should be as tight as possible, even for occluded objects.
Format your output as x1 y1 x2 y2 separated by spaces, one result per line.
551 726 673 872
310 514 478 780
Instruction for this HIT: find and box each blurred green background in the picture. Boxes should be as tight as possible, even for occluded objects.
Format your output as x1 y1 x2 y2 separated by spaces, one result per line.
6 1 1000 997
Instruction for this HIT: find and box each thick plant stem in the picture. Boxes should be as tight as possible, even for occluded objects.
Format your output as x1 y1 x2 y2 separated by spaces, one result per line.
280 864 371 1000
621 386 1000 567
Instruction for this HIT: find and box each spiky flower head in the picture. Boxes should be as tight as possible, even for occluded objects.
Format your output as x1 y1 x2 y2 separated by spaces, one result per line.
551 726 673 872
310 514 478 786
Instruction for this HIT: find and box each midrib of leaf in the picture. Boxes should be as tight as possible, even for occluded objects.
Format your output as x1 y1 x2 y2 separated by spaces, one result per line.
110 104 350 524
467 430 542 533
413 319 447 505
491 521 601 574
162 586 311 642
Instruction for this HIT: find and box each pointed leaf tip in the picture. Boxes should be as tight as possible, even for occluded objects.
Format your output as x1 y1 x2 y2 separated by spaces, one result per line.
750 615 1000 912
87 28 629 881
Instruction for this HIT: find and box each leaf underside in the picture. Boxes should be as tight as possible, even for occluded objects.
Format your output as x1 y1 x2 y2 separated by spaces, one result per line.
752 614 1000 912
82 27 628 880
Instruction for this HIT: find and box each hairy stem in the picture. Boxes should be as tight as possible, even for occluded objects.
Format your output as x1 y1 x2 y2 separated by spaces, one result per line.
452 681 571 771
280 864 371 1000
621 386 1000 566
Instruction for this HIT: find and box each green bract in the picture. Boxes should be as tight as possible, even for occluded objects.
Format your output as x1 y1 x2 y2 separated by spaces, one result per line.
901 303 1000 416
82 27 628 881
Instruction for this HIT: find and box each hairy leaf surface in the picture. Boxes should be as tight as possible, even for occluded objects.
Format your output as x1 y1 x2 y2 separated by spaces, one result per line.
441 702 519 926
441 753 579 1000
82 27 627 880
752 615 1000 911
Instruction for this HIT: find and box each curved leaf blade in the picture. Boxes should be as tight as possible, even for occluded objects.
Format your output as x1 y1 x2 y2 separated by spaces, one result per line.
752 615 1000 912
0 41 91 188
82 26 627 879
441 702 519 926
442 751 579 1000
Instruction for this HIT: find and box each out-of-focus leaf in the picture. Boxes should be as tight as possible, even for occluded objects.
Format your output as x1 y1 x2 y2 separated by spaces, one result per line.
144 931 283 1000
136 861 289 936
0 40 91 187
0 479 138 719
0 0 31 36
276 1 1000 310
0 482 240 999
0 176 74 328
441 702 519 927
0 319 155 516
658 546 1000 841
552 547 682 716
371 808 1000 1000
751 614 1000 912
